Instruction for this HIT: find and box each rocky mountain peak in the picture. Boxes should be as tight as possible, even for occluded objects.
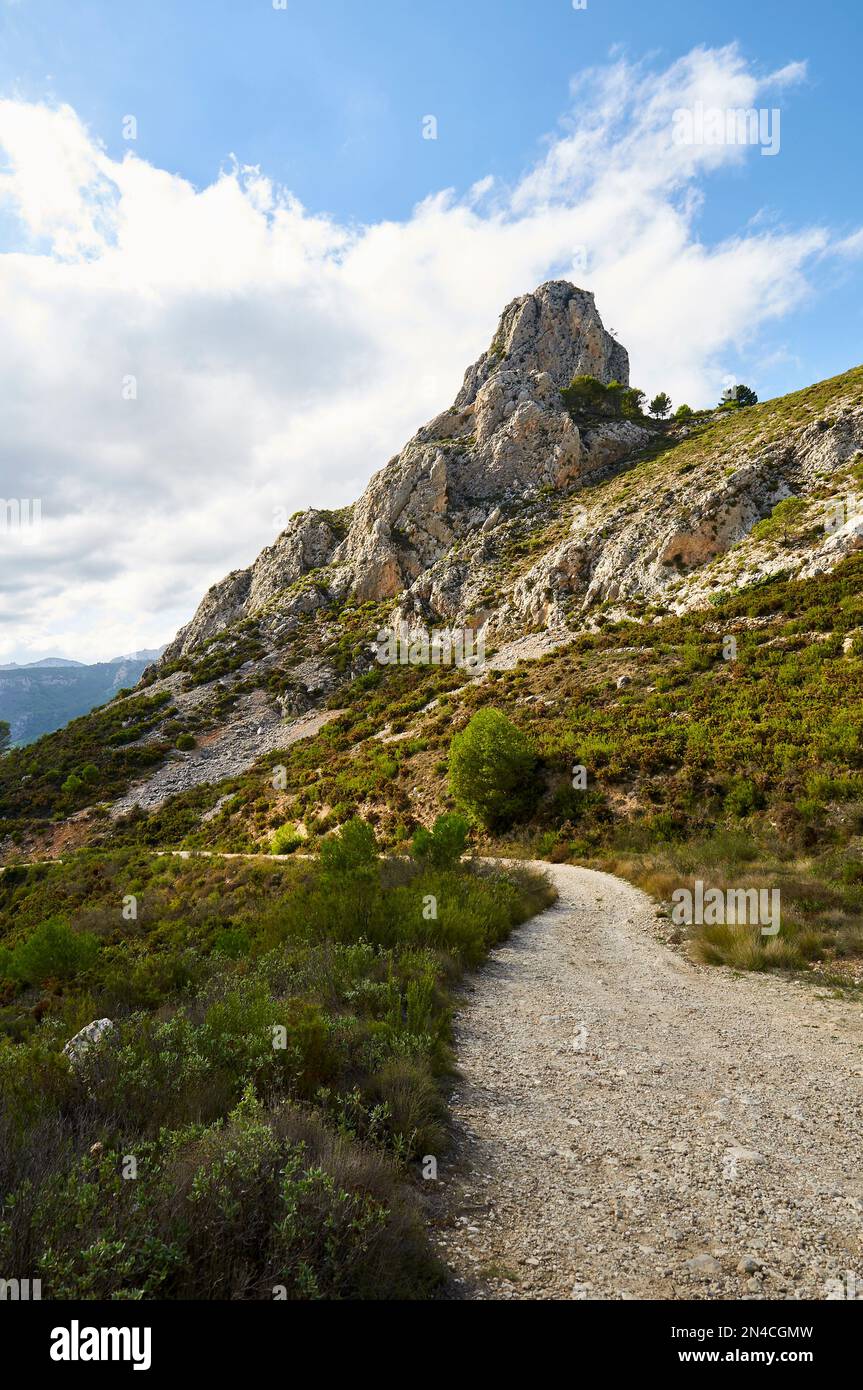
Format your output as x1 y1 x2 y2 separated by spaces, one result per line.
161 281 641 654
333 282 643 601
456 280 630 407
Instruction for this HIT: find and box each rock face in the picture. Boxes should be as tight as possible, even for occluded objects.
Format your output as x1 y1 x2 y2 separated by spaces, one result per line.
455 280 630 404
101 288 863 825
159 280 640 647
509 397 863 627
154 280 863 700
161 509 344 664
332 282 638 601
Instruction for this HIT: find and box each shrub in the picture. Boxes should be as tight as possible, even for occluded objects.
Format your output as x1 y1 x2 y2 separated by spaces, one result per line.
561 375 645 421
176 733 196 751
0 841 553 1299
367 1058 448 1159
411 813 470 869
321 818 379 881
271 824 303 856
448 709 539 830
7 918 99 986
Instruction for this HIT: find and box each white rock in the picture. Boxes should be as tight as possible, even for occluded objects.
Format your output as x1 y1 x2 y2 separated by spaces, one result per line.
63 1018 115 1065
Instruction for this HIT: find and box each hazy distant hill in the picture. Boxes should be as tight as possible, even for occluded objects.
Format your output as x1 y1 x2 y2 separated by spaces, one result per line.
0 649 166 744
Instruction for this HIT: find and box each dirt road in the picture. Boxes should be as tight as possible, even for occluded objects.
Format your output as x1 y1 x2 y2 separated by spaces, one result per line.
433 863 863 1300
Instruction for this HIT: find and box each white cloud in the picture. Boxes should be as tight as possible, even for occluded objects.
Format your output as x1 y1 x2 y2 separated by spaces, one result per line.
0 45 836 662
834 228 863 259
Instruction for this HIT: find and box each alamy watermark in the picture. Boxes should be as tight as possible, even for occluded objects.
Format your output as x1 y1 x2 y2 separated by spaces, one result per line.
824 494 862 534
374 626 486 671
671 880 780 937
0 498 42 543
824 1270 860 1300
672 103 781 157
0 1277 41 1300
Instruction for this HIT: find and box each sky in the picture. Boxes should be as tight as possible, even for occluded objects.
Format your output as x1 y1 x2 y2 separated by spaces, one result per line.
0 0 861 664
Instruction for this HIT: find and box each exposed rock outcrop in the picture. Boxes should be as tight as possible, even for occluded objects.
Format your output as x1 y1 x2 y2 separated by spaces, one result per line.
159 281 642 647
161 509 343 664
153 282 863 706
331 282 640 601
455 280 630 404
63 1018 115 1065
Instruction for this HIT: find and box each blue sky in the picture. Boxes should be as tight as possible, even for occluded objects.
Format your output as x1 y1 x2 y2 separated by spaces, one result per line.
1 0 862 661
3 2 861 242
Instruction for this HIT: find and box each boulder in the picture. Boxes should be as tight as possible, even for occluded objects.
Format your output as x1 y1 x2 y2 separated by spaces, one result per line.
63 1018 115 1066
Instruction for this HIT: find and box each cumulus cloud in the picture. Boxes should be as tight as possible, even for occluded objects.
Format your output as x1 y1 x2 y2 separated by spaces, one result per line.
0 45 833 662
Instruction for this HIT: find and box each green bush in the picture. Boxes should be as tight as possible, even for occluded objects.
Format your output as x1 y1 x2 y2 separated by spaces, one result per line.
7 918 99 985
411 813 470 869
448 709 539 829
0 838 555 1299
561 375 646 421
271 824 303 855
176 733 196 751
1 1089 441 1300
321 817 379 881
724 779 764 818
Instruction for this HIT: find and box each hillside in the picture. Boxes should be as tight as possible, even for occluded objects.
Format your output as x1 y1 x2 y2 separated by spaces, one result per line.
1 284 863 959
3 281 863 1303
1 283 862 885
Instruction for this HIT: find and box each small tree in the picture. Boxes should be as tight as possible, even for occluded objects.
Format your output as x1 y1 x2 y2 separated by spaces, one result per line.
674 403 694 420
321 817 379 882
0 720 9 755
561 374 612 417
649 392 672 419
448 709 538 830
621 387 646 419
10 918 99 985
752 496 807 545
412 813 470 869
720 383 757 409
562 376 648 422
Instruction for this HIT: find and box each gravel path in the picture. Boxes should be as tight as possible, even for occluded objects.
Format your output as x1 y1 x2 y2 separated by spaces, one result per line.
433 862 863 1301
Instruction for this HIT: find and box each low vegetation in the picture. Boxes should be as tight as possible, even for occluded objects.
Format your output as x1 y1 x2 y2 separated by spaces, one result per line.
0 828 554 1299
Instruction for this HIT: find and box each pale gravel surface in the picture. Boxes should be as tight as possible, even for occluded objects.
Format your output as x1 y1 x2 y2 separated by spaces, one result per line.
432 862 863 1301
110 700 342 817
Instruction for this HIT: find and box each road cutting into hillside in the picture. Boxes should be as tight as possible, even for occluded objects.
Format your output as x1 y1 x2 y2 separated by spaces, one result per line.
433 862 863 1301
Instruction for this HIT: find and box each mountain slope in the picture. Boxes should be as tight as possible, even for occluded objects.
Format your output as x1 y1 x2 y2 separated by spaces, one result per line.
2 282 863 877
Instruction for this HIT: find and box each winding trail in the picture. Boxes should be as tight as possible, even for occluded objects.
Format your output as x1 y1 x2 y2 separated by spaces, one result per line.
433 863 863 1301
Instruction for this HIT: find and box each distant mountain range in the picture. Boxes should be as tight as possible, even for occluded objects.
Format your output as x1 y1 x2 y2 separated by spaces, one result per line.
0 648 166 744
